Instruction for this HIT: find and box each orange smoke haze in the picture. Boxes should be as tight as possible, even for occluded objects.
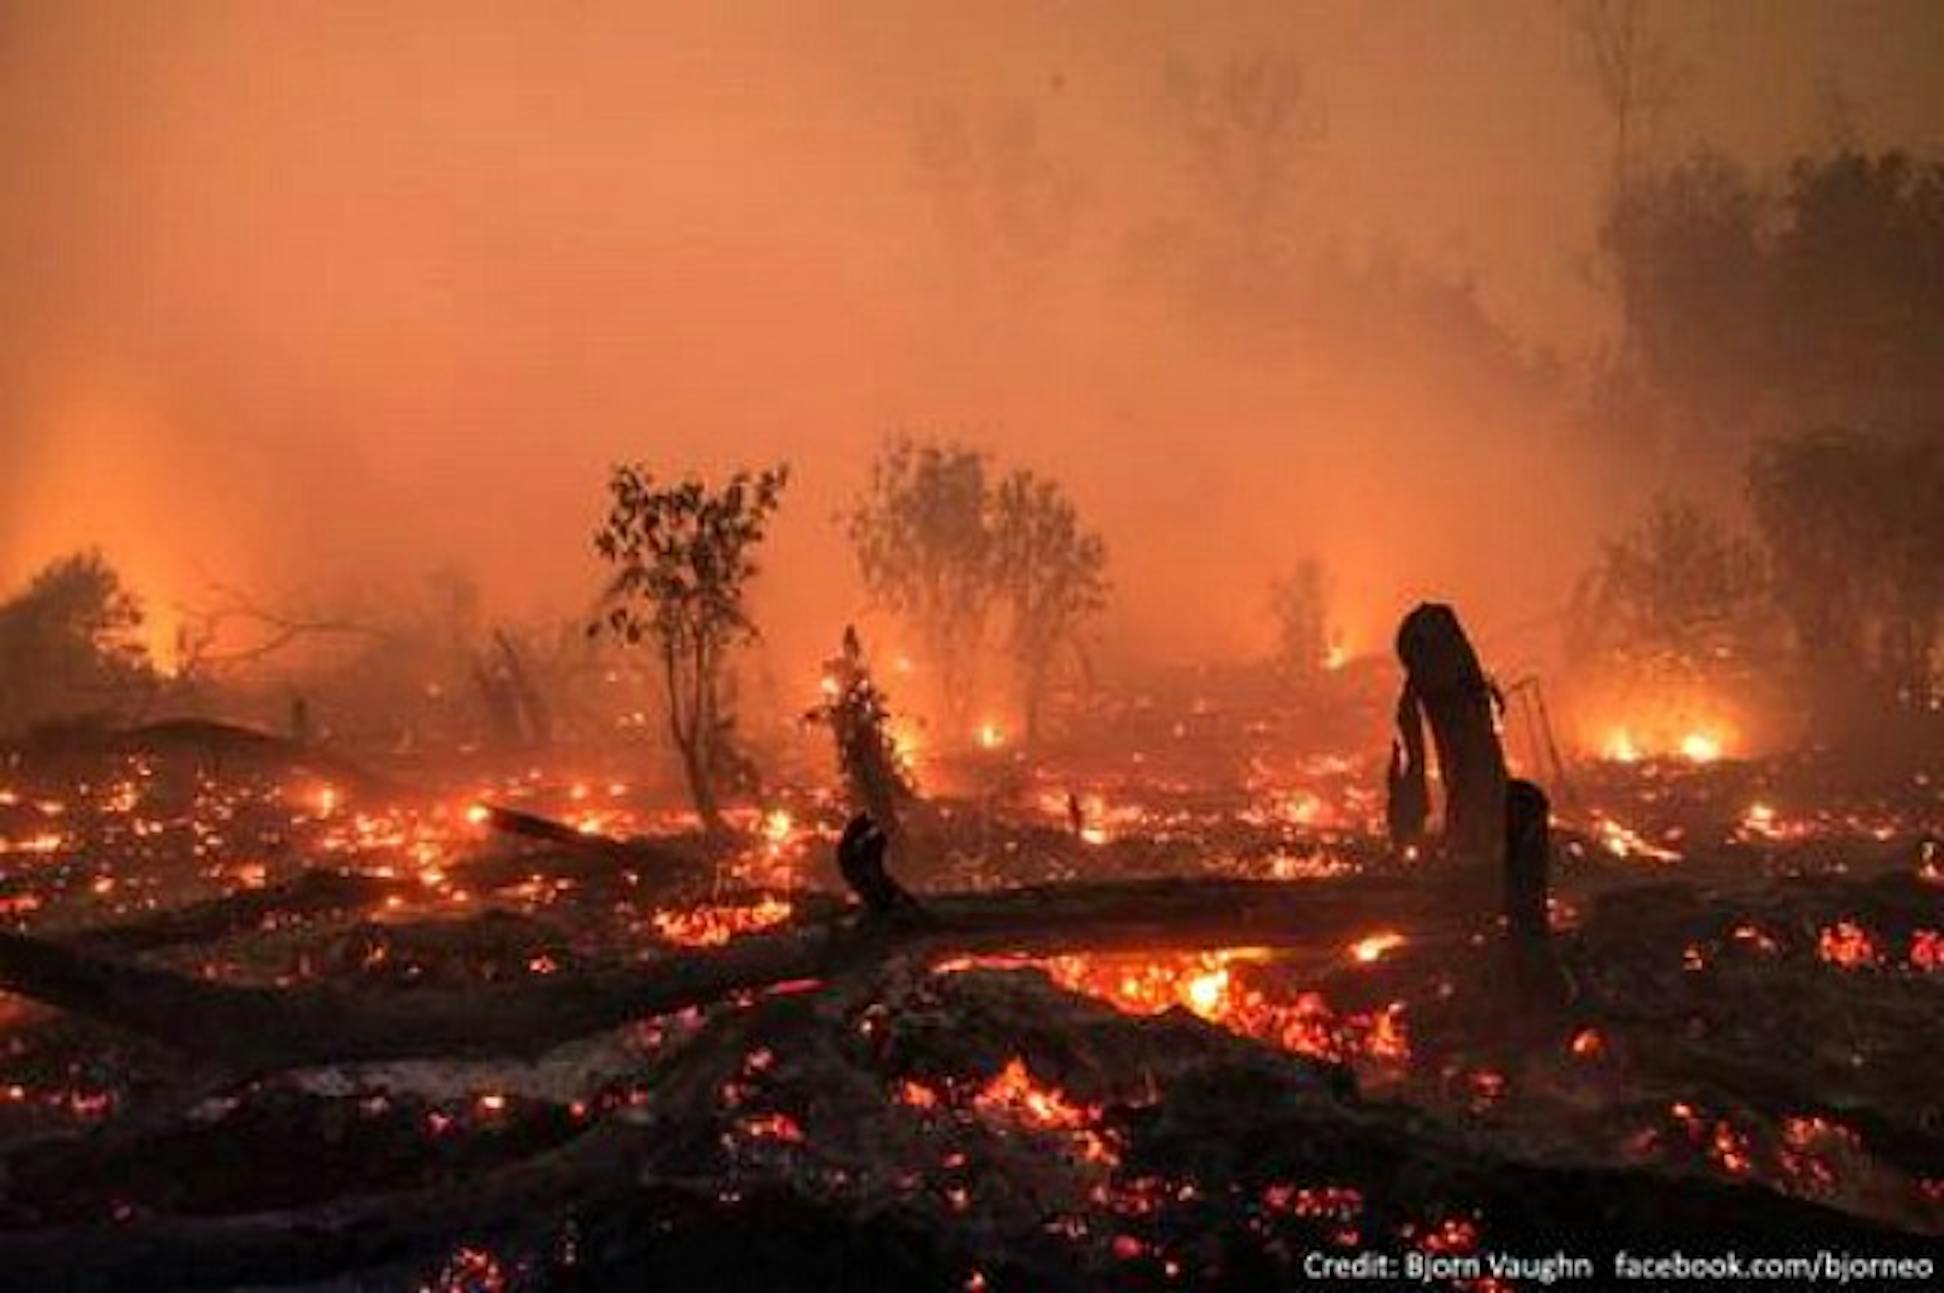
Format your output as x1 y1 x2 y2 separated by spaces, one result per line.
3 1 1941 682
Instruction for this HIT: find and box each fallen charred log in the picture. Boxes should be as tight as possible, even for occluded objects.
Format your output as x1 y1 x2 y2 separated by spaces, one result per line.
76 869 410 956
0 872 1498 1070
472 803 713 887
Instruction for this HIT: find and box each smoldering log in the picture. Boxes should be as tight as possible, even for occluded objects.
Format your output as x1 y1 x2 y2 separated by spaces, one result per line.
473 803 710 882
1389 604 1507 864
73 812 708 957
76 869 410 956
0 872 1497 1069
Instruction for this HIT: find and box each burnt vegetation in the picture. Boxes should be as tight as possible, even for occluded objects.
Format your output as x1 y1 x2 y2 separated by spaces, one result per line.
0 17 1941 1293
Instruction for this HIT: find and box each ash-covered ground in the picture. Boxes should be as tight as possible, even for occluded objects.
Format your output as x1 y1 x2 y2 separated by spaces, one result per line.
0 686 1939 1291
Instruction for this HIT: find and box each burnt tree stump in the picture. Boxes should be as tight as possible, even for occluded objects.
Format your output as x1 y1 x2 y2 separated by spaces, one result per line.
1505 777 1567 1004
1389 603 1507 865
838 813 919 920
1504 779 1550 950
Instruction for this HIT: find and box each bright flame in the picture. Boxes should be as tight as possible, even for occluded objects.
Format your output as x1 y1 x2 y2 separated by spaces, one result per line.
1603 730 1641 763
1679 731 1723 764
1185 967 1230 1013
1349 931 1407 964
976 721 1005 750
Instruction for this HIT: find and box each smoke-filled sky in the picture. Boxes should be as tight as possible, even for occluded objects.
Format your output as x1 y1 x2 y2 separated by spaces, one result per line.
3 0 1941 678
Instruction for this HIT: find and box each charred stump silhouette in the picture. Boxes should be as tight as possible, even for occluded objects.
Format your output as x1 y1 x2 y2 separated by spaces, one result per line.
1389 603 1507 864
1504 777 1568 1004
837 813 920 920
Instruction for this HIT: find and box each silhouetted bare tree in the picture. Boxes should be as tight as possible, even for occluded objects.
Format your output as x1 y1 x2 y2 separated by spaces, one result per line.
846 438 999 738
593 464 789 832
990 470 1107 743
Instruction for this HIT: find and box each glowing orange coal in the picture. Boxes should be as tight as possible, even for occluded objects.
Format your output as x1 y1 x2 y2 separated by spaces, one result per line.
651 897 793 947
944 949 1412 1069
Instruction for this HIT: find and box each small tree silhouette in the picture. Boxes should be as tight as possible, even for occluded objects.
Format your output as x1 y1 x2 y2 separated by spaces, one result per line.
845 438 999 734
592 464 789 833
990 470 1107 743
0 550 154 735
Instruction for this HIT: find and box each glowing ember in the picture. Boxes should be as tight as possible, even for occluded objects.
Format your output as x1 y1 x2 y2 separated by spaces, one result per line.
972 1058 1117 1165
1592 814 1682 863
897 1079 941 1109
1261 1182 1364 1220
1348 930 1406 964
964 950 1413 1068
1816 921 1881 970
424 1245 507 1293
1910 929 1943 972
761 808 794 845
736 1111 806 1144
1729 923 1781 956
652 897 793 947
1184 966 1229 1013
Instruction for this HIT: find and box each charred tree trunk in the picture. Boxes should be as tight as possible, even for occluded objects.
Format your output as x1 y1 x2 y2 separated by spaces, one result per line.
0 872 1491 1071
1390 604 1507 865
1503 778 1565 1003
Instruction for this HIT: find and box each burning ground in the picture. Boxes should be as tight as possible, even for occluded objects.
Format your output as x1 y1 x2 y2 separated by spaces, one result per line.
0 705 1939 1290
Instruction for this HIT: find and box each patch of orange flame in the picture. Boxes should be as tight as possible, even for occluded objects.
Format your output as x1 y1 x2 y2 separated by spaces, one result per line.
1816 921 1881 970
950 950 1411 1068
972 1058 1118 1165
1679 731 1723 763
1601 725 1730 764
652 897 793 947
1348 930 1406 964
